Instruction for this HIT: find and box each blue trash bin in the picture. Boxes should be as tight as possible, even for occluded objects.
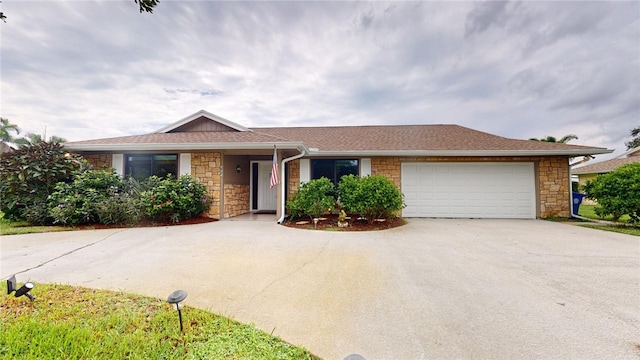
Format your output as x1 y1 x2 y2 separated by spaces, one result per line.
572 192 585 215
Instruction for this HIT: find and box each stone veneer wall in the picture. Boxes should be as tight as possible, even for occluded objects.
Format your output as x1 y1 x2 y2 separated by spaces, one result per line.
83 154 112 170
537 157 570 218
287 159 300 200
191 152 222 219
223 184 250 218
370 156 570 219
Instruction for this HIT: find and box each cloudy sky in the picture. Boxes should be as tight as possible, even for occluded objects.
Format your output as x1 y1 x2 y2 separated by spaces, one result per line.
1 1 639 158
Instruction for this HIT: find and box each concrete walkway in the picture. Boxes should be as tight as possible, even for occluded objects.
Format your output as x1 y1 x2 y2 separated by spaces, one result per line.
1 219 639 359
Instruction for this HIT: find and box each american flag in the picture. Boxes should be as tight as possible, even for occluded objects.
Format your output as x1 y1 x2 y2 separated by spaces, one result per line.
270 146 279 189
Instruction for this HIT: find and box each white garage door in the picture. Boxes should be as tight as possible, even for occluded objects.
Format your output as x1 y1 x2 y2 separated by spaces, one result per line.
402 163 536 219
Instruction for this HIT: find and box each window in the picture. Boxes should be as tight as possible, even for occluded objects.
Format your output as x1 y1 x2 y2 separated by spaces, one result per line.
311 159 359 185
125 154 178 181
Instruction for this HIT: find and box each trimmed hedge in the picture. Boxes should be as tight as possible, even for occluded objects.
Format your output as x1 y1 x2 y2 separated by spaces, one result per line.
338 174 405 223
287 175 405 223
286 177 335 220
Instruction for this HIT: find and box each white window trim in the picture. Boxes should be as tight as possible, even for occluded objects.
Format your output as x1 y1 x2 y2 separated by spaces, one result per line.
112 154 124 176
299 158 310 184
361 158 371 176
179 153 191 176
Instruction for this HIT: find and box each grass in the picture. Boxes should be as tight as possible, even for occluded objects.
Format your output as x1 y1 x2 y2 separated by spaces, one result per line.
573 205 639 236
0 283 317 360
579 224 640 236
576 204 631 223
0 212 69 236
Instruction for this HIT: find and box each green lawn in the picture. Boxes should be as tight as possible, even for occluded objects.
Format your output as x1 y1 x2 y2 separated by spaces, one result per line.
579 224 640 236
0 283 317 359
0 212 70 236
576 204 631 223
575 205 639 236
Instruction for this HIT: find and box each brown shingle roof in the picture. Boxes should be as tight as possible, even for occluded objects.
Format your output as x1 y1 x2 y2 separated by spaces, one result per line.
252 125 602 152
67 131 287 145
65 122 609 156
572 156 640 174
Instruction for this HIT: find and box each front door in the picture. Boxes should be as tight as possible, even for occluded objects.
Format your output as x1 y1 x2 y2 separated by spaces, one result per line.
257 162 277 211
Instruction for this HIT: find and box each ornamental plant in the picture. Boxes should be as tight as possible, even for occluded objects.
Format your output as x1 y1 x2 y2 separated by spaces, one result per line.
286 177 336 220
139 175 211 222
338 174 405 223
0 142 86 223
47 170 126 225
582 163 640 223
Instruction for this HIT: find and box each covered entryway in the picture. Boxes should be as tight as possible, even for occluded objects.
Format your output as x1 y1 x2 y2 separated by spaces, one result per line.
401 162 536 219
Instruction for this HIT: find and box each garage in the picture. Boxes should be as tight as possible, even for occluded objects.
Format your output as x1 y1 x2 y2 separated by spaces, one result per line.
401 162 536 219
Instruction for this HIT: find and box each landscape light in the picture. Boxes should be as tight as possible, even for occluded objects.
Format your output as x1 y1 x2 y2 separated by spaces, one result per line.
167 289 188 332
6 275 16 294
6 275 35 301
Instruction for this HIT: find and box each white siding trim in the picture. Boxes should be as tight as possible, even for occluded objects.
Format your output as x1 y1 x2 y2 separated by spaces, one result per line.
179 153 191 175
112 154 124 176
300 159 310 184
361 158 371 176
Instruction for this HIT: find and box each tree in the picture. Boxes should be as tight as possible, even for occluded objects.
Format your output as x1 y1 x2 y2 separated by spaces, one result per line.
0 142 86 223
1 0 158 22
625 126 640 150
14 132 67 148
582 163 640 223
0 118 20 143
529 134 578 143
135 0 159 13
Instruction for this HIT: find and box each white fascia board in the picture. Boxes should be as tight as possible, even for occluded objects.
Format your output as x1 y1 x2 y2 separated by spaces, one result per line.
64 142 307 152
153 110 251 133
302 149 614 157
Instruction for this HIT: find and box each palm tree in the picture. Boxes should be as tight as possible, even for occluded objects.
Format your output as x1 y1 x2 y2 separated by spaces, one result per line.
625 126 640 150
14 132 67 148
529 134 578 143
0 118 21 143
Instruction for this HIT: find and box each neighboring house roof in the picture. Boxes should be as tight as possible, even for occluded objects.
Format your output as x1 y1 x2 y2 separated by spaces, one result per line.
65 110 612 157
572 146 640 174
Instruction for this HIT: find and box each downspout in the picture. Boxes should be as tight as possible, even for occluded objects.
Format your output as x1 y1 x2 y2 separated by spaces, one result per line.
569 160 591 221
277 147 306 224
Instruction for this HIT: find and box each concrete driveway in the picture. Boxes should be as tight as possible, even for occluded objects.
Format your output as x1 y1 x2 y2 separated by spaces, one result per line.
1 219 638 359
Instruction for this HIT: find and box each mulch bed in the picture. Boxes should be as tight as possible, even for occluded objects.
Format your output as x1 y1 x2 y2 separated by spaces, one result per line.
281 214 406 231
70 215 405 232
72 216 217 230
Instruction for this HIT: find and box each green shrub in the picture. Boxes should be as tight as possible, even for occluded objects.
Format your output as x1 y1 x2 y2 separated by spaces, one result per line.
0 142 86 222
95 193 142 225
582 163 640 223
336 174 360 214
338 174 405 223
287 177 336 220
47 170 125 225
139 175 211 222
20 200 51 225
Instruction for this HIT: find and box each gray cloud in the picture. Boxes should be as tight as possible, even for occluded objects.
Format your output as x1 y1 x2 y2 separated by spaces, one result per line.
464 1 509 37
1 1 638 158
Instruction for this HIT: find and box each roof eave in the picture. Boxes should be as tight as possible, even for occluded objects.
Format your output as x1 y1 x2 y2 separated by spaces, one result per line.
64 142 306 152
304 149 614 157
